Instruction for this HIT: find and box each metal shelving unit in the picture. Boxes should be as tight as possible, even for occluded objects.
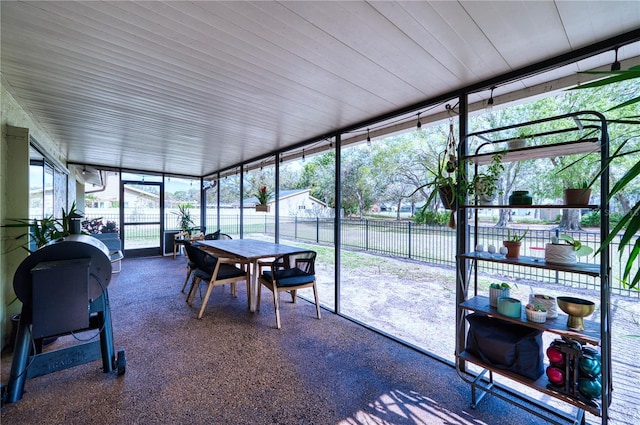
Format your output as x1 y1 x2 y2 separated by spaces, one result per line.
455 111 611 425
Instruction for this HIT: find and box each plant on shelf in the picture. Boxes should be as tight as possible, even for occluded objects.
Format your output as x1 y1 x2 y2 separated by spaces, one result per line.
506 129 530 150
526 303 547 312
552 234 594 257
489 282 512 307
506 228 529 243
469 153 504 205
502 228 528 259
525 303 548 323
563 179 593 206
544 234 593 265
173 203 195 235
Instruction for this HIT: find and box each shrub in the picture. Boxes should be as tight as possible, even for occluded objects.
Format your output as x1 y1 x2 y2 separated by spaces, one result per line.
582 211 623 228
414 209 449 225
82 218 119 234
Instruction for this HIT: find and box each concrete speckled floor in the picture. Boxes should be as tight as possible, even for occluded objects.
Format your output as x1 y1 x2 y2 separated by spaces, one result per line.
2 256 554 424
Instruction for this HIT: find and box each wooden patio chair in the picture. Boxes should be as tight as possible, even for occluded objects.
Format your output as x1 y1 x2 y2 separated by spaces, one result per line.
257 250 321 329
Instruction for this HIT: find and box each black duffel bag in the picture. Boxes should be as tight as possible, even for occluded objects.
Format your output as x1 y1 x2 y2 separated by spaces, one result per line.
465 313 544 380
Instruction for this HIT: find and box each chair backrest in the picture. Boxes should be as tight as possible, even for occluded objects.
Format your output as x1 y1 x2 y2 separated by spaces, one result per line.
204 230 232 240
183 240 215 273
292 251 315 274
272 251 316 274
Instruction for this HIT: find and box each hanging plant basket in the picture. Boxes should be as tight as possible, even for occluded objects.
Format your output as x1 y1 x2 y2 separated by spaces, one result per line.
255 204 270 212
438 185 455 210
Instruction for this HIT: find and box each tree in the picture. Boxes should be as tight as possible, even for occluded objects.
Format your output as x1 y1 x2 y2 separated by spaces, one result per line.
299 152 336 207
370 134 424 219
341 146 376 218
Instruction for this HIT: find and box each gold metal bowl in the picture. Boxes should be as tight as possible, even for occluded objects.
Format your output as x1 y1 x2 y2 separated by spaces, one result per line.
557 296 595 331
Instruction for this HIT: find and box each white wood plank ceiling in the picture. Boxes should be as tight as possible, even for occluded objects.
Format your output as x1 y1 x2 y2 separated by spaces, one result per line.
2 1 639 177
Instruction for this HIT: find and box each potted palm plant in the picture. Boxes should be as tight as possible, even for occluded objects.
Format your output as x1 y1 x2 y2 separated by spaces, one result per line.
172 204 195 235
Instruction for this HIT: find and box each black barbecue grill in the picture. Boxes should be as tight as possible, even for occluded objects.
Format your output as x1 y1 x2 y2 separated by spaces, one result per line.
3 234 125 404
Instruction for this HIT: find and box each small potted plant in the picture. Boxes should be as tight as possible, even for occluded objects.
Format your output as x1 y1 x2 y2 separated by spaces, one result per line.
525 303 548 323
503 228 528 259
469 153 504 205
255 186 272 212
489 282 511 308
528 293 558 318
545 234 593 265
506 130 529 150
564 180 592 206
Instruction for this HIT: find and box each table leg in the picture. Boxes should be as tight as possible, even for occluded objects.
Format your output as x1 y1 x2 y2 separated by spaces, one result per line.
249 260 259 312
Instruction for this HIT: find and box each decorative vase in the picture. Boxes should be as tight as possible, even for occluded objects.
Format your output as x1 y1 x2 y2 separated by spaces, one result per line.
545 243 577 265
503 241 522 258
497 297 522 318
508 190 533 206
255 204 270 212
564 188 592 205
489 287 510 308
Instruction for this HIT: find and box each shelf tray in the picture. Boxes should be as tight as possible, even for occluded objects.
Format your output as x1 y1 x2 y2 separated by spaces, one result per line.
458 350 602 416
461 295 600 346
460 204 599 210
459 252 601 277
465 138 600 165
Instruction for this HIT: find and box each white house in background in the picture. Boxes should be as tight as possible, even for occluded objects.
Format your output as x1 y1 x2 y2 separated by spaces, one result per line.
242 188 332 218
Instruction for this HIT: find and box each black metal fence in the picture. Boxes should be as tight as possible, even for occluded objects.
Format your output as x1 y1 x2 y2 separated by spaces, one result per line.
85 212 638 297
229 215 637 298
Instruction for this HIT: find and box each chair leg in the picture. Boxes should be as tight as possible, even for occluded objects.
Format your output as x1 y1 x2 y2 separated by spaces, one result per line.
273 290 281 329
186 276 200 306
181 268 193 293
197 283 215 319
313 282 321 320
257 281 262 311
290 289 297 303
